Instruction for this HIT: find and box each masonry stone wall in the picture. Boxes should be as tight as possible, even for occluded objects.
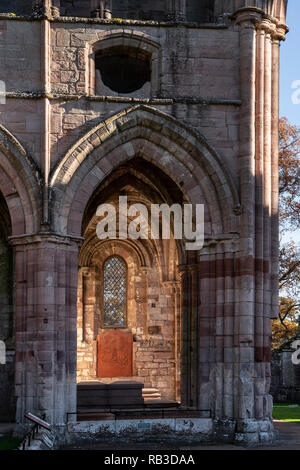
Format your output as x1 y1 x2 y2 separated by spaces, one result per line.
60 0 91 17
0 20 41 93
186 0 215 23
77 260 177 399
271 346 300 402
112 0 168 22
0 0 289 445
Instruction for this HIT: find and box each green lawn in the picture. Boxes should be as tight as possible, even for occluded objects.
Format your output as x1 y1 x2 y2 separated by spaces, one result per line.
0 437 21 450
273 403 300 423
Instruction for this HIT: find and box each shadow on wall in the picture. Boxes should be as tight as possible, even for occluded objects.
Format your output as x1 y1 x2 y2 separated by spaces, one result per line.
0 192 15 422
60 0 216 22
0 0 32 15
0 0 287 23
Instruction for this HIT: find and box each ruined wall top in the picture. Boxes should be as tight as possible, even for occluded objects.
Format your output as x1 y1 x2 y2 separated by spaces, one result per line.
215 0 288 23
0 0 288 24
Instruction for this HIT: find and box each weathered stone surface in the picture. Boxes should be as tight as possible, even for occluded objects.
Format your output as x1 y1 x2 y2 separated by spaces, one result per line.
0 0 288 447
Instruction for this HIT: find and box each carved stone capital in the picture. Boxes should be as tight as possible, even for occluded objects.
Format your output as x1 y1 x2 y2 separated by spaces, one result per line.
272 23 289 41
234 8 263 27
258 18 276 35
162 280 181 293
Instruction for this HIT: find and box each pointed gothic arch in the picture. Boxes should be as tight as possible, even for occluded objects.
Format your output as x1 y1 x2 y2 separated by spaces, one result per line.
50 105 240 239
0 124 41 235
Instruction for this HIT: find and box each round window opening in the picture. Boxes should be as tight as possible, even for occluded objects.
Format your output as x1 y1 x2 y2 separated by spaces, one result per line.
95 46 151 94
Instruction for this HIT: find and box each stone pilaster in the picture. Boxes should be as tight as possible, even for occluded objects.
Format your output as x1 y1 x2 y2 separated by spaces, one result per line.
179 257 215 416
235 10 258 430
226 9 288 443
10 234 81 433
167 0 186 22
51 0 60 17
270 21 288 319
179 264 197 408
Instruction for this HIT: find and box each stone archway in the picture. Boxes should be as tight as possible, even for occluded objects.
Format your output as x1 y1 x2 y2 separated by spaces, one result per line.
49 105 242 418
0 124 41 235
76 158 183 403
50 104 239 236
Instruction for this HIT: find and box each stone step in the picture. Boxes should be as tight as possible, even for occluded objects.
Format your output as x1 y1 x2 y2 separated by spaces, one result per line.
142 388 162 400
77 381 145 407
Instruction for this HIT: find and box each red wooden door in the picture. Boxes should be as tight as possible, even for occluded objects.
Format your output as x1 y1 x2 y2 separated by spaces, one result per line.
97 330 133 377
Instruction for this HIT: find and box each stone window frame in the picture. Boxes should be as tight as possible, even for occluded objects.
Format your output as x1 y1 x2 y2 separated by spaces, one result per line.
101 254 128 329
88 31 161 98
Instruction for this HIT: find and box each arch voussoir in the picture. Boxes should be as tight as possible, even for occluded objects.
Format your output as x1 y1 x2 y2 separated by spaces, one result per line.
0 125 42 234
50 105 240 238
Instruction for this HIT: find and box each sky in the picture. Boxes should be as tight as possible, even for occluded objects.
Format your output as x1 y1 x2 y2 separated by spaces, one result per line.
280 0 300 125
279 0 300 245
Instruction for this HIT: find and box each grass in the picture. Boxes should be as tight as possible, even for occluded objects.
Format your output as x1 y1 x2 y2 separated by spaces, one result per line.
273 403 300 423
0 437 21 450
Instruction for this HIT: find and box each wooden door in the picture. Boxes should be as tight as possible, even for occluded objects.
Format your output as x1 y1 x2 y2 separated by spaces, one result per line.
97 330 133 377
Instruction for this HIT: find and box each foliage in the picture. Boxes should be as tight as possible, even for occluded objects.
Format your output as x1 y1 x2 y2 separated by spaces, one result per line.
0 437 21 450
272 403 300 423
279 117 300 230
271 317 298 351
274 118 300 348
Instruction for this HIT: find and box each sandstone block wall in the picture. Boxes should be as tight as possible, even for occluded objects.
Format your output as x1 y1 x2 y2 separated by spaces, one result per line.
0 1 289 445
271 346 300 402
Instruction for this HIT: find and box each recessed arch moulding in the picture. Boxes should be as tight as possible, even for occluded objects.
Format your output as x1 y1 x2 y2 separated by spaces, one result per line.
50 105 239 239
48 104 242 411
76 156 185 400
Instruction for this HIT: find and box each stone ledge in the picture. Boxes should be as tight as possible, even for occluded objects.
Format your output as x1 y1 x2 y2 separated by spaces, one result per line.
0 14 228 29
67 417 213 439
52 18 229 30
3 92 241 106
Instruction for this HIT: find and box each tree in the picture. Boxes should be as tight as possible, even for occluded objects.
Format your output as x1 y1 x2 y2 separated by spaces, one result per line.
271 118 300 349
279 117 300 229
278 241 300 326
271 297 299 350
271 317 298 351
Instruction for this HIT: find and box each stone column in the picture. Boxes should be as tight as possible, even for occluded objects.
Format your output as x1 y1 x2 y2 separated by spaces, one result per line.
180 257 214 415
179 265 192 407
270 22 288 320
90 0 100 17
51 0 60 17
91 1 112 19
229 9 288 443
234 9 259 428
167 0 186 22
173 281 181 402
10 234 81 433
33 0 52 17
262 19 274 370
254 21 265 369
180 264 200 408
